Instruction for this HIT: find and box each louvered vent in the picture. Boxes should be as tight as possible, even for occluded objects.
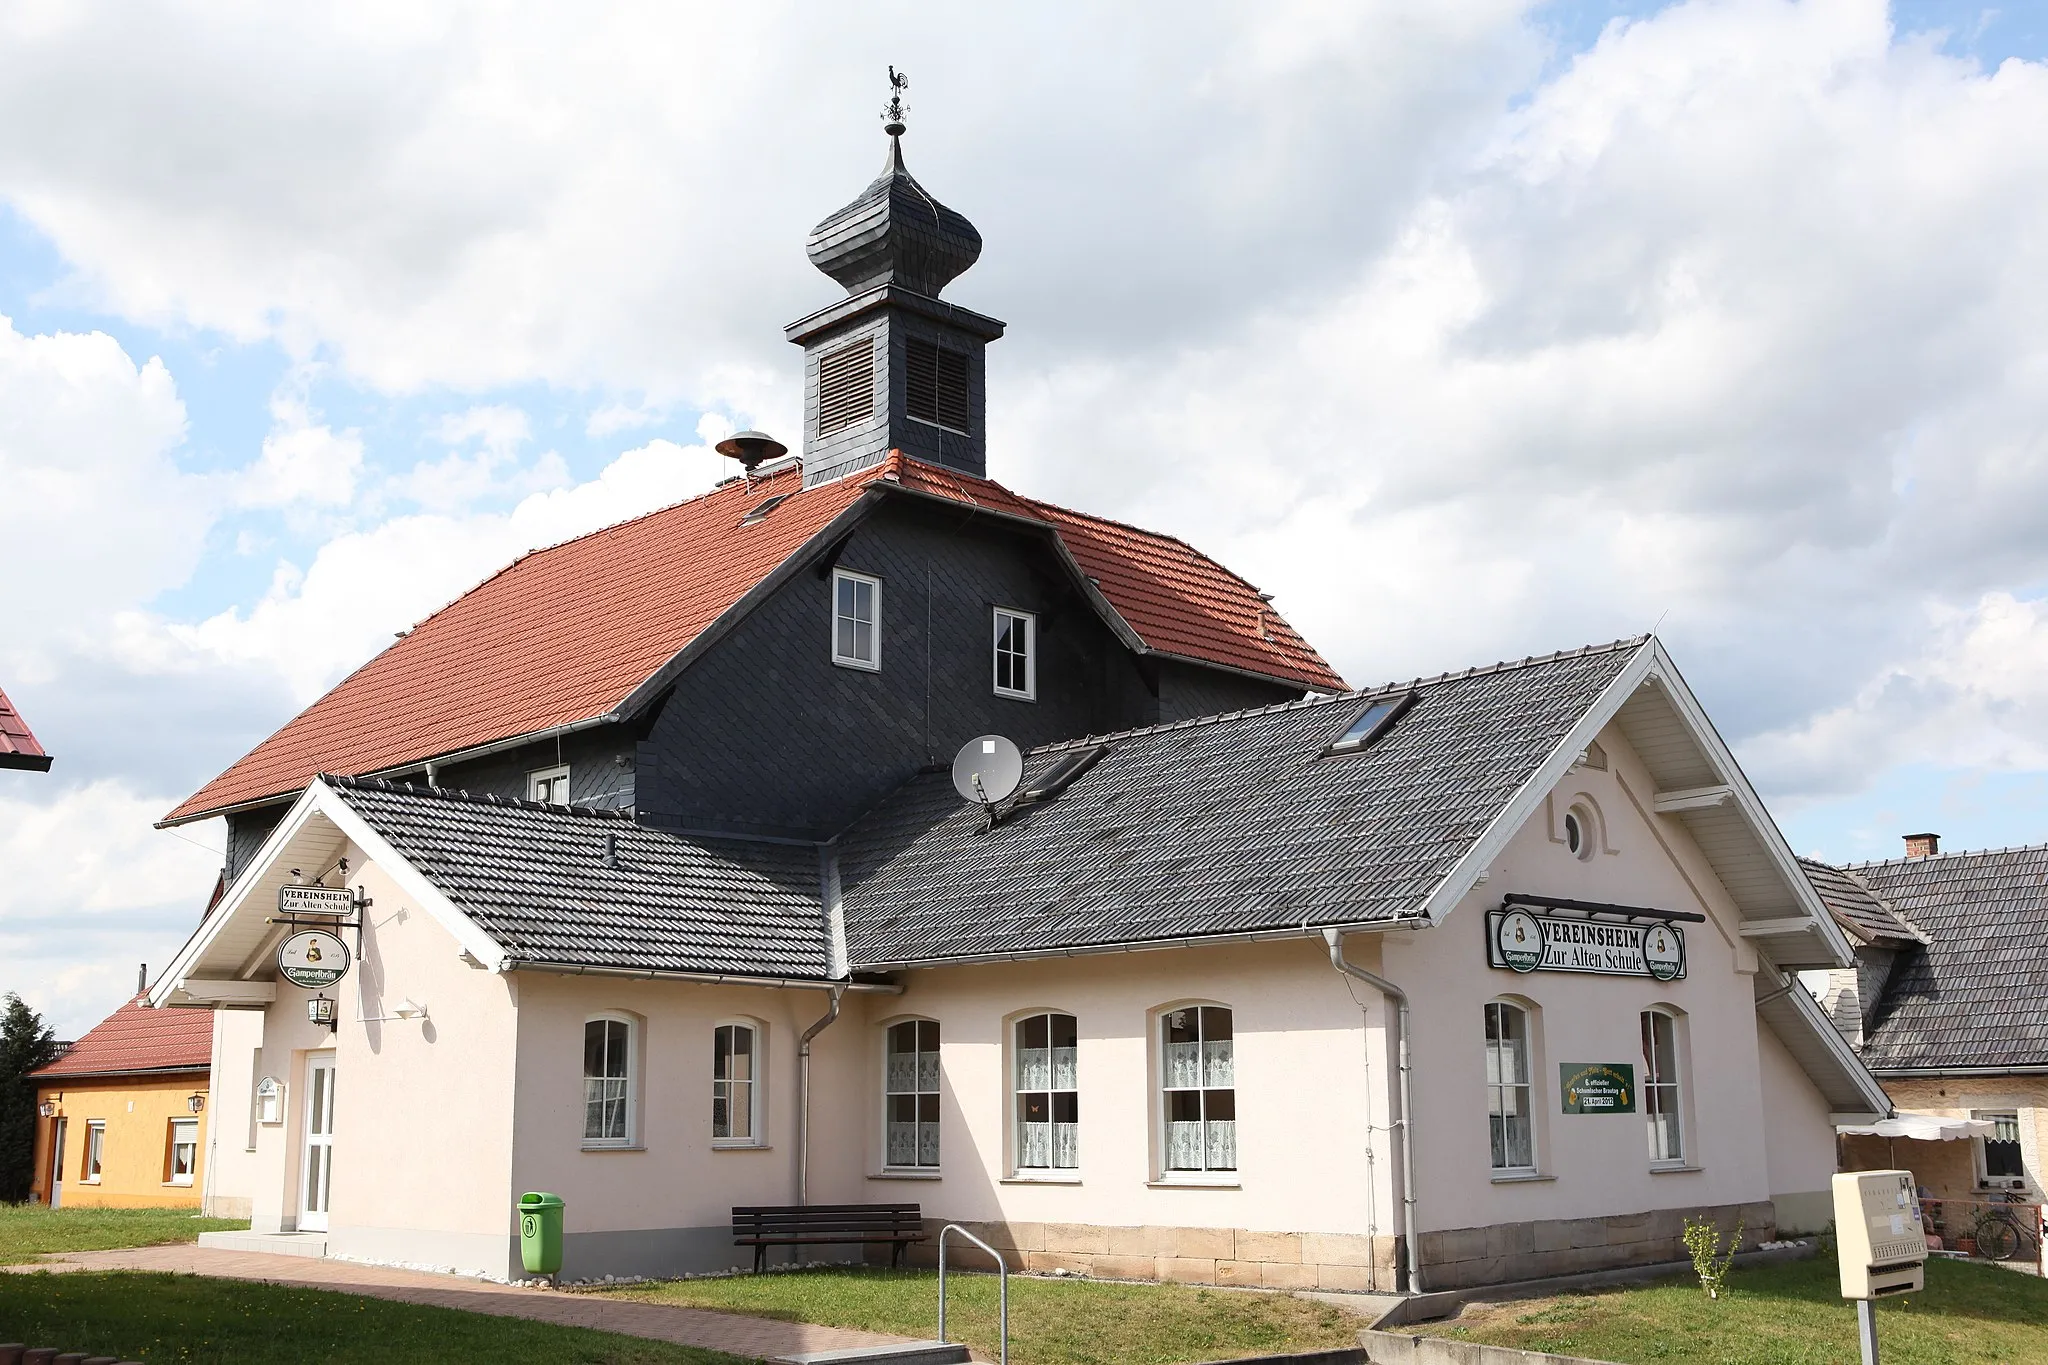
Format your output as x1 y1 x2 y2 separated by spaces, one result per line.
905 337 971 432
817 339 876 437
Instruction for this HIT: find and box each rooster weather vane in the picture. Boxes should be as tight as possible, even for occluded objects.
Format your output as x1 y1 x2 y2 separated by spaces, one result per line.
881 66 908 136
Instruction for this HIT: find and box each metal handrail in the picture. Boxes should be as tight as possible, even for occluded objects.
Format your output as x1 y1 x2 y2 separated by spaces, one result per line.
937 1223 1008 1365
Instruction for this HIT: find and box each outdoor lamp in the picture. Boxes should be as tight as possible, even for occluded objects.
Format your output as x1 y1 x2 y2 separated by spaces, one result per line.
307 993 338 1031
187 1093 206 1114
37 1100 56 1118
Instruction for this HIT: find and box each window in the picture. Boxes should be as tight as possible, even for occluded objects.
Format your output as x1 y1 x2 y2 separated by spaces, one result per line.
1015 1013 1078 1171
904 336 970 432
1977 1111 2025 1186
714 1023 760 1145
739 493 790 527
583 1016 634 1147
1641 1009 1684 1165
1326 693 1415 754
1161 1006 1236 1173
832 570 881 671
167 1118 198 1185
83 1120 104 1183
1485 1003 1535 1173
528 765 571 804
1564 810 1584 856
817 337 877 437
993 608 1036 700
885 1020 941 1168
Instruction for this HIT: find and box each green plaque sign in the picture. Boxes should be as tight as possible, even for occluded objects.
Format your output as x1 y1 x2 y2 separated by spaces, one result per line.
1560 1062 1636 1114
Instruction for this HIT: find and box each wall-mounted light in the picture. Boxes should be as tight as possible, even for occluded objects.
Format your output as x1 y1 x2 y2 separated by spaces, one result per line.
37 1100 56 1118
307 993 337 1032
187 1093 206 1114
392 998 428 1021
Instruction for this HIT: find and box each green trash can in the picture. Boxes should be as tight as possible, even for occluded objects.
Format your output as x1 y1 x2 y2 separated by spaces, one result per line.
519 1191 565 1276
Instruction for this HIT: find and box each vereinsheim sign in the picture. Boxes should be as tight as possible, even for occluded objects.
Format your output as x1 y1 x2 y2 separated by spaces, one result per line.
1487 907 1685 981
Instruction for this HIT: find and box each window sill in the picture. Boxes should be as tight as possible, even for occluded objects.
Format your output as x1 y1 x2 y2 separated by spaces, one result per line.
1148 1176 1241 1189
994 690 1037 704
582 1144 647 1154
1490 1171 1556 1184
831 657 881 674
869 1170 943 1181
80 1178 101 1186
713 1142 772 1152
1001 1173 1082 1185
165 1180 194 1188
1649 1163 1703 1175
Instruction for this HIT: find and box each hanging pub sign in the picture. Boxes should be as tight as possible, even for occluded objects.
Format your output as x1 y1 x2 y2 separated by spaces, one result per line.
1487 906 1685 981
279 884 354 916
278 929 352 989
1561 1062 1637 1114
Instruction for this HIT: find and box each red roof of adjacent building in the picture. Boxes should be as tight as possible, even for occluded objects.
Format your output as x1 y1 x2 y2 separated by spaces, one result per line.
165 453 1343 825
31 995 211 1080
0 683 52 772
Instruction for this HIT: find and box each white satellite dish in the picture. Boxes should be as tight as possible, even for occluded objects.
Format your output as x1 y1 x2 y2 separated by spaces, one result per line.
952 734 1024 805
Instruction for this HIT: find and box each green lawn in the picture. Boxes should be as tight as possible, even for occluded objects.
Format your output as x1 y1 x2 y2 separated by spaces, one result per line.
0 1271 747 1365
598 1266 1363 1365
1418 1255 2048 1364
0 1204 249 1264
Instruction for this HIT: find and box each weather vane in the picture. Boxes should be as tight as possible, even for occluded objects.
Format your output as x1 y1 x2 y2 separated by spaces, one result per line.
881 66 908 137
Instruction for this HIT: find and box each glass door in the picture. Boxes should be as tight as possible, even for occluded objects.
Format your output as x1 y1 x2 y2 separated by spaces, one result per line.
300 1054 335 1232
48 1117 66 1209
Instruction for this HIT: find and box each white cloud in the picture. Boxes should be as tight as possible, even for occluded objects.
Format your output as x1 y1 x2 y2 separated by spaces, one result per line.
236 380 364 509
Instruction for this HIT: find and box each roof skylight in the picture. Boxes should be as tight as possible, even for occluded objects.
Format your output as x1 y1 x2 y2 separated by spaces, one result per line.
1325 693 1415 755
739 493 792 526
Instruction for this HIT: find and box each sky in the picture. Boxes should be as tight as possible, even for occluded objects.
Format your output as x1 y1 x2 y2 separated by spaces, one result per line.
2 0 2046 1037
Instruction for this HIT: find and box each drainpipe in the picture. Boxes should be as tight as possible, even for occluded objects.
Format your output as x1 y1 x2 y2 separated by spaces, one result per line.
1325 929 1422 1294
796 983 848 1206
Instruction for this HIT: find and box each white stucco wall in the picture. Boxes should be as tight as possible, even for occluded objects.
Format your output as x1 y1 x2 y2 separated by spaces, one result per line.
202 1006 265 1218
1756 1020 1840 1232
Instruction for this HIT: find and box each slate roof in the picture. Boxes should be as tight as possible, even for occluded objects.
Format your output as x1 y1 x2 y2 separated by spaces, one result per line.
835 639 1644 966
1851 844 2048 1071
326 775 835 980
32 994 210 1079
1798 858 1924 946
167 453 1341 826
0 683 51 772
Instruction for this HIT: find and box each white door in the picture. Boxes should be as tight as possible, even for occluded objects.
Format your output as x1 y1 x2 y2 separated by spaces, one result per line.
48 1117 66 1209
300 1054 336 1232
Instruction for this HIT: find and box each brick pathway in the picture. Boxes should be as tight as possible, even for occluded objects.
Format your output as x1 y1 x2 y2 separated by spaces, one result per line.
7 1245 918 1362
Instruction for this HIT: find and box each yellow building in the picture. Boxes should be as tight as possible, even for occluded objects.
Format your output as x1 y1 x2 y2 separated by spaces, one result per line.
31 993 212 1209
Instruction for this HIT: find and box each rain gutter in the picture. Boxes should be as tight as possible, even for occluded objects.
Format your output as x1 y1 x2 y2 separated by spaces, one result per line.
1324 928 1421 1294
852 916 1426 973
506 960 902 994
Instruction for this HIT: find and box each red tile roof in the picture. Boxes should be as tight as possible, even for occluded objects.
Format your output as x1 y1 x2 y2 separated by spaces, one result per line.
0 683 52 771
166 453 1343 825
32 995 211 1080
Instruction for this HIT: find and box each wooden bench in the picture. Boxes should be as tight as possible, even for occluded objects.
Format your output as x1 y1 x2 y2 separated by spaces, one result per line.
731 1203 926 1272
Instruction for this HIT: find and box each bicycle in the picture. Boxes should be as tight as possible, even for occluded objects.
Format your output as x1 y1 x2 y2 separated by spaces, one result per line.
1971 1192 2040 1263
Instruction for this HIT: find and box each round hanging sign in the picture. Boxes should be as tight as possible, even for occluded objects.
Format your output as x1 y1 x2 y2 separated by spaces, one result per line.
1643 922 1686 982
278 929 351 989
1495 908 1546 973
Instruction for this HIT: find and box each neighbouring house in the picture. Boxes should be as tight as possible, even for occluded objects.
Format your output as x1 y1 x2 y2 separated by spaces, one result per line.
0 682 52 771
29 980 212 1209
145 113 1886 1293
1810 836 2047 1208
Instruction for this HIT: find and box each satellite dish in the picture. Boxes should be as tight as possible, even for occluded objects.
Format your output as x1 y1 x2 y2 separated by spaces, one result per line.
952 734 1024 805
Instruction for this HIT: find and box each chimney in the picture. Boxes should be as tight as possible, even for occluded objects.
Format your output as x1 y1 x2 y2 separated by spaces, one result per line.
1903 832 1940 859
137 963 147 995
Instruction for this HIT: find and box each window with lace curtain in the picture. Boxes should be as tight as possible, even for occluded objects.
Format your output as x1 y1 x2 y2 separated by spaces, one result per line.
1485 1002 1535 1172
1160 1006 1235 1173
1641 1008 1684 1165
885 1020 941 1168
1014 1012 1078 1171
584 1015 634 1147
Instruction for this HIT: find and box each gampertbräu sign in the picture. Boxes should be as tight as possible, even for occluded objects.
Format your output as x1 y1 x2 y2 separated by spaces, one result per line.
1487 907 1685 981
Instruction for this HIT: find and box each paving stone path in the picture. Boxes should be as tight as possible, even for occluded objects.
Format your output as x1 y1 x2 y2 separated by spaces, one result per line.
7 1244 919 1362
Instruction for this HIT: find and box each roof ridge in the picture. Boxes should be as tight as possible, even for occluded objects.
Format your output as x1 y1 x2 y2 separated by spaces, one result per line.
1030 635 1650 755
320 772 638 820
1842 839 2048 871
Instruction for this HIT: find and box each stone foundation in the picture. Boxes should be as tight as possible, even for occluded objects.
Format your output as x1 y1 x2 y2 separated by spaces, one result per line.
1416 1200 1775 1290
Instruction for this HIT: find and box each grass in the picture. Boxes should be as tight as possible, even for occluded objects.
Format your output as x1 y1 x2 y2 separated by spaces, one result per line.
0 1204 249 1264
1418 1254 2048 1364
598 1265 1364 1365
0 1271 749 1365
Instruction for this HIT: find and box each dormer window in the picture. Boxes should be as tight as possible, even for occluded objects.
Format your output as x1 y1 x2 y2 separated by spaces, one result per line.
832 570 882 671
993 608 1035 700
528 765 570 803
904 337 970 433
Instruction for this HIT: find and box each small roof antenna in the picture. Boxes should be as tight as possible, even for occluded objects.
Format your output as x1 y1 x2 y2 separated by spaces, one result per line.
952 734 1023 822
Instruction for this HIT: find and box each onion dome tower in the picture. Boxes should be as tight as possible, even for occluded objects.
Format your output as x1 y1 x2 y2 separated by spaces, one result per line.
789 69 1006 487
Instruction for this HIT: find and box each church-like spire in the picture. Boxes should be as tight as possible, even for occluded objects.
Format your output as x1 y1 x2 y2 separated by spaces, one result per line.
805 68 982 300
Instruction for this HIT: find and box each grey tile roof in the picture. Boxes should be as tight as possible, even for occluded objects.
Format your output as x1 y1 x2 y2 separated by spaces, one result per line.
1798 857 1924 946
835 639 1644 967
325 775 833 980
1849 844 2048 1071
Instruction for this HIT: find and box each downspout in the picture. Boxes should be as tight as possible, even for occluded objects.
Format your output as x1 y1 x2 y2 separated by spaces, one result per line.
796 983 847 1206
1325 928 1422 1293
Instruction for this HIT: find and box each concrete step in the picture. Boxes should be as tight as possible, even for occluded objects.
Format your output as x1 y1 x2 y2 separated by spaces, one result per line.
196 1230 329 1259
769 1343 973 1365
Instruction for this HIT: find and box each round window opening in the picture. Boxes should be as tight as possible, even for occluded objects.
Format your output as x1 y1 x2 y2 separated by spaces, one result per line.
1564 807 1595 859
